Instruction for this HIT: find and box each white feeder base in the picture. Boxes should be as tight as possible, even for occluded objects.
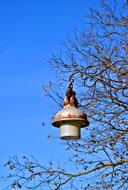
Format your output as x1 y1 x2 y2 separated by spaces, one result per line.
60 123 80 140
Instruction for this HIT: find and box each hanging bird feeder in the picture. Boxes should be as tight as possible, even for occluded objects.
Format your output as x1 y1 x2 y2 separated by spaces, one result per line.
52 81 89 140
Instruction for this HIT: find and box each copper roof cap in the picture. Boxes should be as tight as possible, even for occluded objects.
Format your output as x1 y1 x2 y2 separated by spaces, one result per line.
52 81 89 128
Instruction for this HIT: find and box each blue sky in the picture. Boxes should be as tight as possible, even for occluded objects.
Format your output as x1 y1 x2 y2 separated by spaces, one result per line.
0 0 101 184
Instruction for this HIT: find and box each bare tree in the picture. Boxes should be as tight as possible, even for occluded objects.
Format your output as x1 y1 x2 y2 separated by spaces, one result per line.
1 1 128 189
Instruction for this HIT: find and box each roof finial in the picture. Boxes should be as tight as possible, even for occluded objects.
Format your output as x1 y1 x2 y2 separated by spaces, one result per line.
64 80 78 108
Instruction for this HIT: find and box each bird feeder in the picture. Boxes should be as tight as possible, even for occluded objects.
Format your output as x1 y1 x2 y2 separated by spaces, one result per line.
52 81 89 140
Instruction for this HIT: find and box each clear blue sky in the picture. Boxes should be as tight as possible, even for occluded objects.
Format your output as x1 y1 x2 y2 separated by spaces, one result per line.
0 0 101 182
